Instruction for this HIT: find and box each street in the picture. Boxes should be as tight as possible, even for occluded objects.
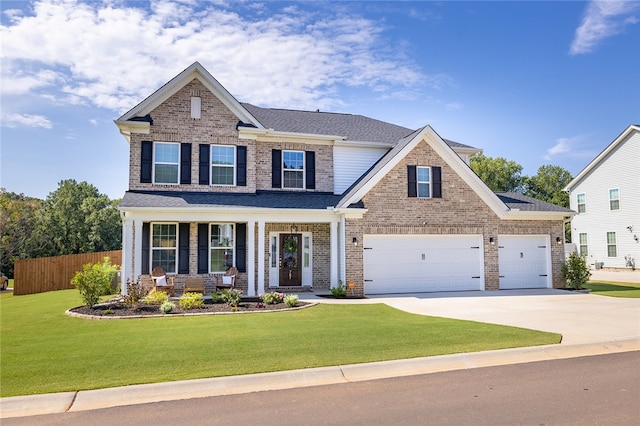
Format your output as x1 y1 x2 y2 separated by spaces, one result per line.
4 351 639 425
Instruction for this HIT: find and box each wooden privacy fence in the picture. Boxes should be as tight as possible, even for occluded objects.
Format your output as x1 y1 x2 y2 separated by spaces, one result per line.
14 250 122 295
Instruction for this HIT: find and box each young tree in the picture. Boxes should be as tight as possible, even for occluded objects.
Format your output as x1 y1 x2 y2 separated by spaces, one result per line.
470 153 525 193
524 165 572 208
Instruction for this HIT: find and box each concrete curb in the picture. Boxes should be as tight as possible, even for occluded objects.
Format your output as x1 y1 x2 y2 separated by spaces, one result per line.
2 338 638 419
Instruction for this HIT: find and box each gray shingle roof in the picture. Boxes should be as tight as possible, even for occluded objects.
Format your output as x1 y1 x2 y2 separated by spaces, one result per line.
120 190 356 210
496 192 574 213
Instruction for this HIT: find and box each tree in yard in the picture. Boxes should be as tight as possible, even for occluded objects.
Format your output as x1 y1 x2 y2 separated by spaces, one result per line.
470 152 525 193
524 164 572 208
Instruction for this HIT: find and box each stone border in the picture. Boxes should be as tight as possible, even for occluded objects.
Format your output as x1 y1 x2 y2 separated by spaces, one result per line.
65 302 318 320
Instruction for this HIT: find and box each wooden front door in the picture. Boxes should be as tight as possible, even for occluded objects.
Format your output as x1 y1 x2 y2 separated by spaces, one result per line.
280 233 302 286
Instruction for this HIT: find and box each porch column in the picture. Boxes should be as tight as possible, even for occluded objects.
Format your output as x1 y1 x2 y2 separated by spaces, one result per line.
339 215 346 284
330 220 339 288
257 221 266 295
247 220 256 296
133 219 143 282
121 215 133 295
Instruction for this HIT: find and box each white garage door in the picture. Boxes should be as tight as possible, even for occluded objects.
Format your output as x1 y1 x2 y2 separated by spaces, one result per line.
363 235 484 294
498 235 550 289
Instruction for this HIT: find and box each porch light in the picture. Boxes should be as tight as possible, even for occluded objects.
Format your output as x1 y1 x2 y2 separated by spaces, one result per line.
352 237 358 247
556 237 563 244
489 237 495 245
290 224 297 233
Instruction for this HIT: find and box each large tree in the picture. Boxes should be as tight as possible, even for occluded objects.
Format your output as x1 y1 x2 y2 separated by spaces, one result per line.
470 153 525 193
36 180 122 257
524 165 572 208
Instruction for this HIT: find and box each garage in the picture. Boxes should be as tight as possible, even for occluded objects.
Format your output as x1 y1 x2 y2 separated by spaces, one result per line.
498 235 551 289
363 234 484 294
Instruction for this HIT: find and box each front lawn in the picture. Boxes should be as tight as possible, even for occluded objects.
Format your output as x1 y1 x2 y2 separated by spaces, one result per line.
585 281 640 298
0 289 560 397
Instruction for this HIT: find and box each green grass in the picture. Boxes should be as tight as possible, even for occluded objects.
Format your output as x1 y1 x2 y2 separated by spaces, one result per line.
0 289 561 397
586 280 640 298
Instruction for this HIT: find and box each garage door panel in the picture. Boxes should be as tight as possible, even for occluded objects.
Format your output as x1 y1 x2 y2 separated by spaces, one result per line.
363 235 483 294
498 235 550 289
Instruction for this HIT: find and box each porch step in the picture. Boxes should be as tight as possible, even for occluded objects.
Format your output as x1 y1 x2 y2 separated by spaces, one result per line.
267 286 314 293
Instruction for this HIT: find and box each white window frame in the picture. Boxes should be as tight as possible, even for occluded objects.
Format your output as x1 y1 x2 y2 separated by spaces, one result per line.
609 188 620 211
211 145 236 186
282 150 305 189
209 223 235 273
151 222 178 274
606 232 617 258
578 233 588 257
577 193 586 213
417 166 432 198
153 142 180 184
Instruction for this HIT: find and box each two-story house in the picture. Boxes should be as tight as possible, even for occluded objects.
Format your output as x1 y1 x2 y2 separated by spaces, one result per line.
564 125 639 270
115 62 573 296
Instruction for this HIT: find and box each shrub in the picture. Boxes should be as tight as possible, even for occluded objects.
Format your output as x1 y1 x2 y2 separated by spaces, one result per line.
261 291 284 305
222 288 243 308
70 257 119 308
330 281 346 297
561 251 591 290
145 291 169 305
284 294 298 307
210 291 224 303
160 301 176 314
123 279 147 306
179 292 204 310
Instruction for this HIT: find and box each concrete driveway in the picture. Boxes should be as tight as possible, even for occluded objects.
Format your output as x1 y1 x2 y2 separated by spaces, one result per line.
301 288 640 345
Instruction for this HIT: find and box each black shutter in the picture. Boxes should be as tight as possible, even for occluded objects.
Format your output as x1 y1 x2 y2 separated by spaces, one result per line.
235 223 247 273
178 223 189 274
305 151 316 189
140 141 153 183
141 222 150 274
197 223 208 274
236 146 247 186
180 143 192 185
199 144 210 185
272 149 282 188
407 165 417 198
432 166 442 198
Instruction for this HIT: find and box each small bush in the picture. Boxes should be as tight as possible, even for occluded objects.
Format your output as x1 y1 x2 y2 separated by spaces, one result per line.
222 288 243 308
179 292 204 310
160 301 176 314
284 294 298 307
103 309 114 315
210 291 224 303
123 280 147 306
561 251 592 290
330 281 346 297
145 291 169 305
261 291 284 304
70 257 119 308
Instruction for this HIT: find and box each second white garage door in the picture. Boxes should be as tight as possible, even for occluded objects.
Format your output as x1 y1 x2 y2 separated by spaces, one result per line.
498 235 551 289
363 235 484 294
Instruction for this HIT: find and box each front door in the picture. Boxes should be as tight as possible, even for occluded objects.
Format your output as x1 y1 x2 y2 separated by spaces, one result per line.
280 233 302 286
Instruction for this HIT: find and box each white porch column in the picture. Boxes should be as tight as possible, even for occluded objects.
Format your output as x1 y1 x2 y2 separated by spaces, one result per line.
133 219 143 282
330 220 339 288
339 215 346 285
247 220 256 296
121 215 133 295
257 221 266 295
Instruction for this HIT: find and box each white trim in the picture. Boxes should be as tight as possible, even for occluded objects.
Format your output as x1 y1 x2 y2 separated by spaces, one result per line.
257 221 265 295
210 145 237 186
247 221 255 296
282 150 305 189
416 166 432 199
153 142 180 185
150 222 179 274
330 221 339 288
133 220 143 281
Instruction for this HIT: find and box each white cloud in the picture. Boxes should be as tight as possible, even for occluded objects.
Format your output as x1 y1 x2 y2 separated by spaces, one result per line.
0 0 435 114
544 135 599 161
570 0 640 55
1 113 53 129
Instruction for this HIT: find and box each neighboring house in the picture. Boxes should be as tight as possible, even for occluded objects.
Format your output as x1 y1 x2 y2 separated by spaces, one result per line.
115 62 573 296
564 125 639 270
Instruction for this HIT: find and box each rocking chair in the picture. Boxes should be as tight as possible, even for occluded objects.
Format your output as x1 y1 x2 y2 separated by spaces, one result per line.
215 267 238 291
151 267 175 296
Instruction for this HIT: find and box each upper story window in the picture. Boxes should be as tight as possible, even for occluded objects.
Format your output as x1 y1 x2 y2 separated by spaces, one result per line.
577 193 586 213
151 223 177 273
154 142 180 184
210 223 234 273
606 232 617 257
609 188 620 210
211 145 236 185
417 166 432 198
283 150 305 189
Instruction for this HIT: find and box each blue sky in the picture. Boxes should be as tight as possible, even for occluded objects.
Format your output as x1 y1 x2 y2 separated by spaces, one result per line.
1 0 639 200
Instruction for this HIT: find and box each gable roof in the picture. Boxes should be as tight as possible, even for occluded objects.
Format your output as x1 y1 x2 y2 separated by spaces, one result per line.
496 192 574 213
564 124 640 192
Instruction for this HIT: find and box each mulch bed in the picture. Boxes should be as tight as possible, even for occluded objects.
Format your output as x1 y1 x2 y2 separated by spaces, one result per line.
68 300 313 318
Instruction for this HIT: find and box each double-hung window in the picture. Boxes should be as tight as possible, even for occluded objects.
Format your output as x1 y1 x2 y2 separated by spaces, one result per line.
154 142 180 184
283 151 304 189
210 224 234 272
579 233 588 256
609 188 620 210
577 193 586 213
417 166 431 198
606 232 617 257
151 223 177 273
211 145 235 185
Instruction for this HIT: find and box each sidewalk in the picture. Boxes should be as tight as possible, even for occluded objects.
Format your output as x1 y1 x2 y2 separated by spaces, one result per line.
2 288 639 419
